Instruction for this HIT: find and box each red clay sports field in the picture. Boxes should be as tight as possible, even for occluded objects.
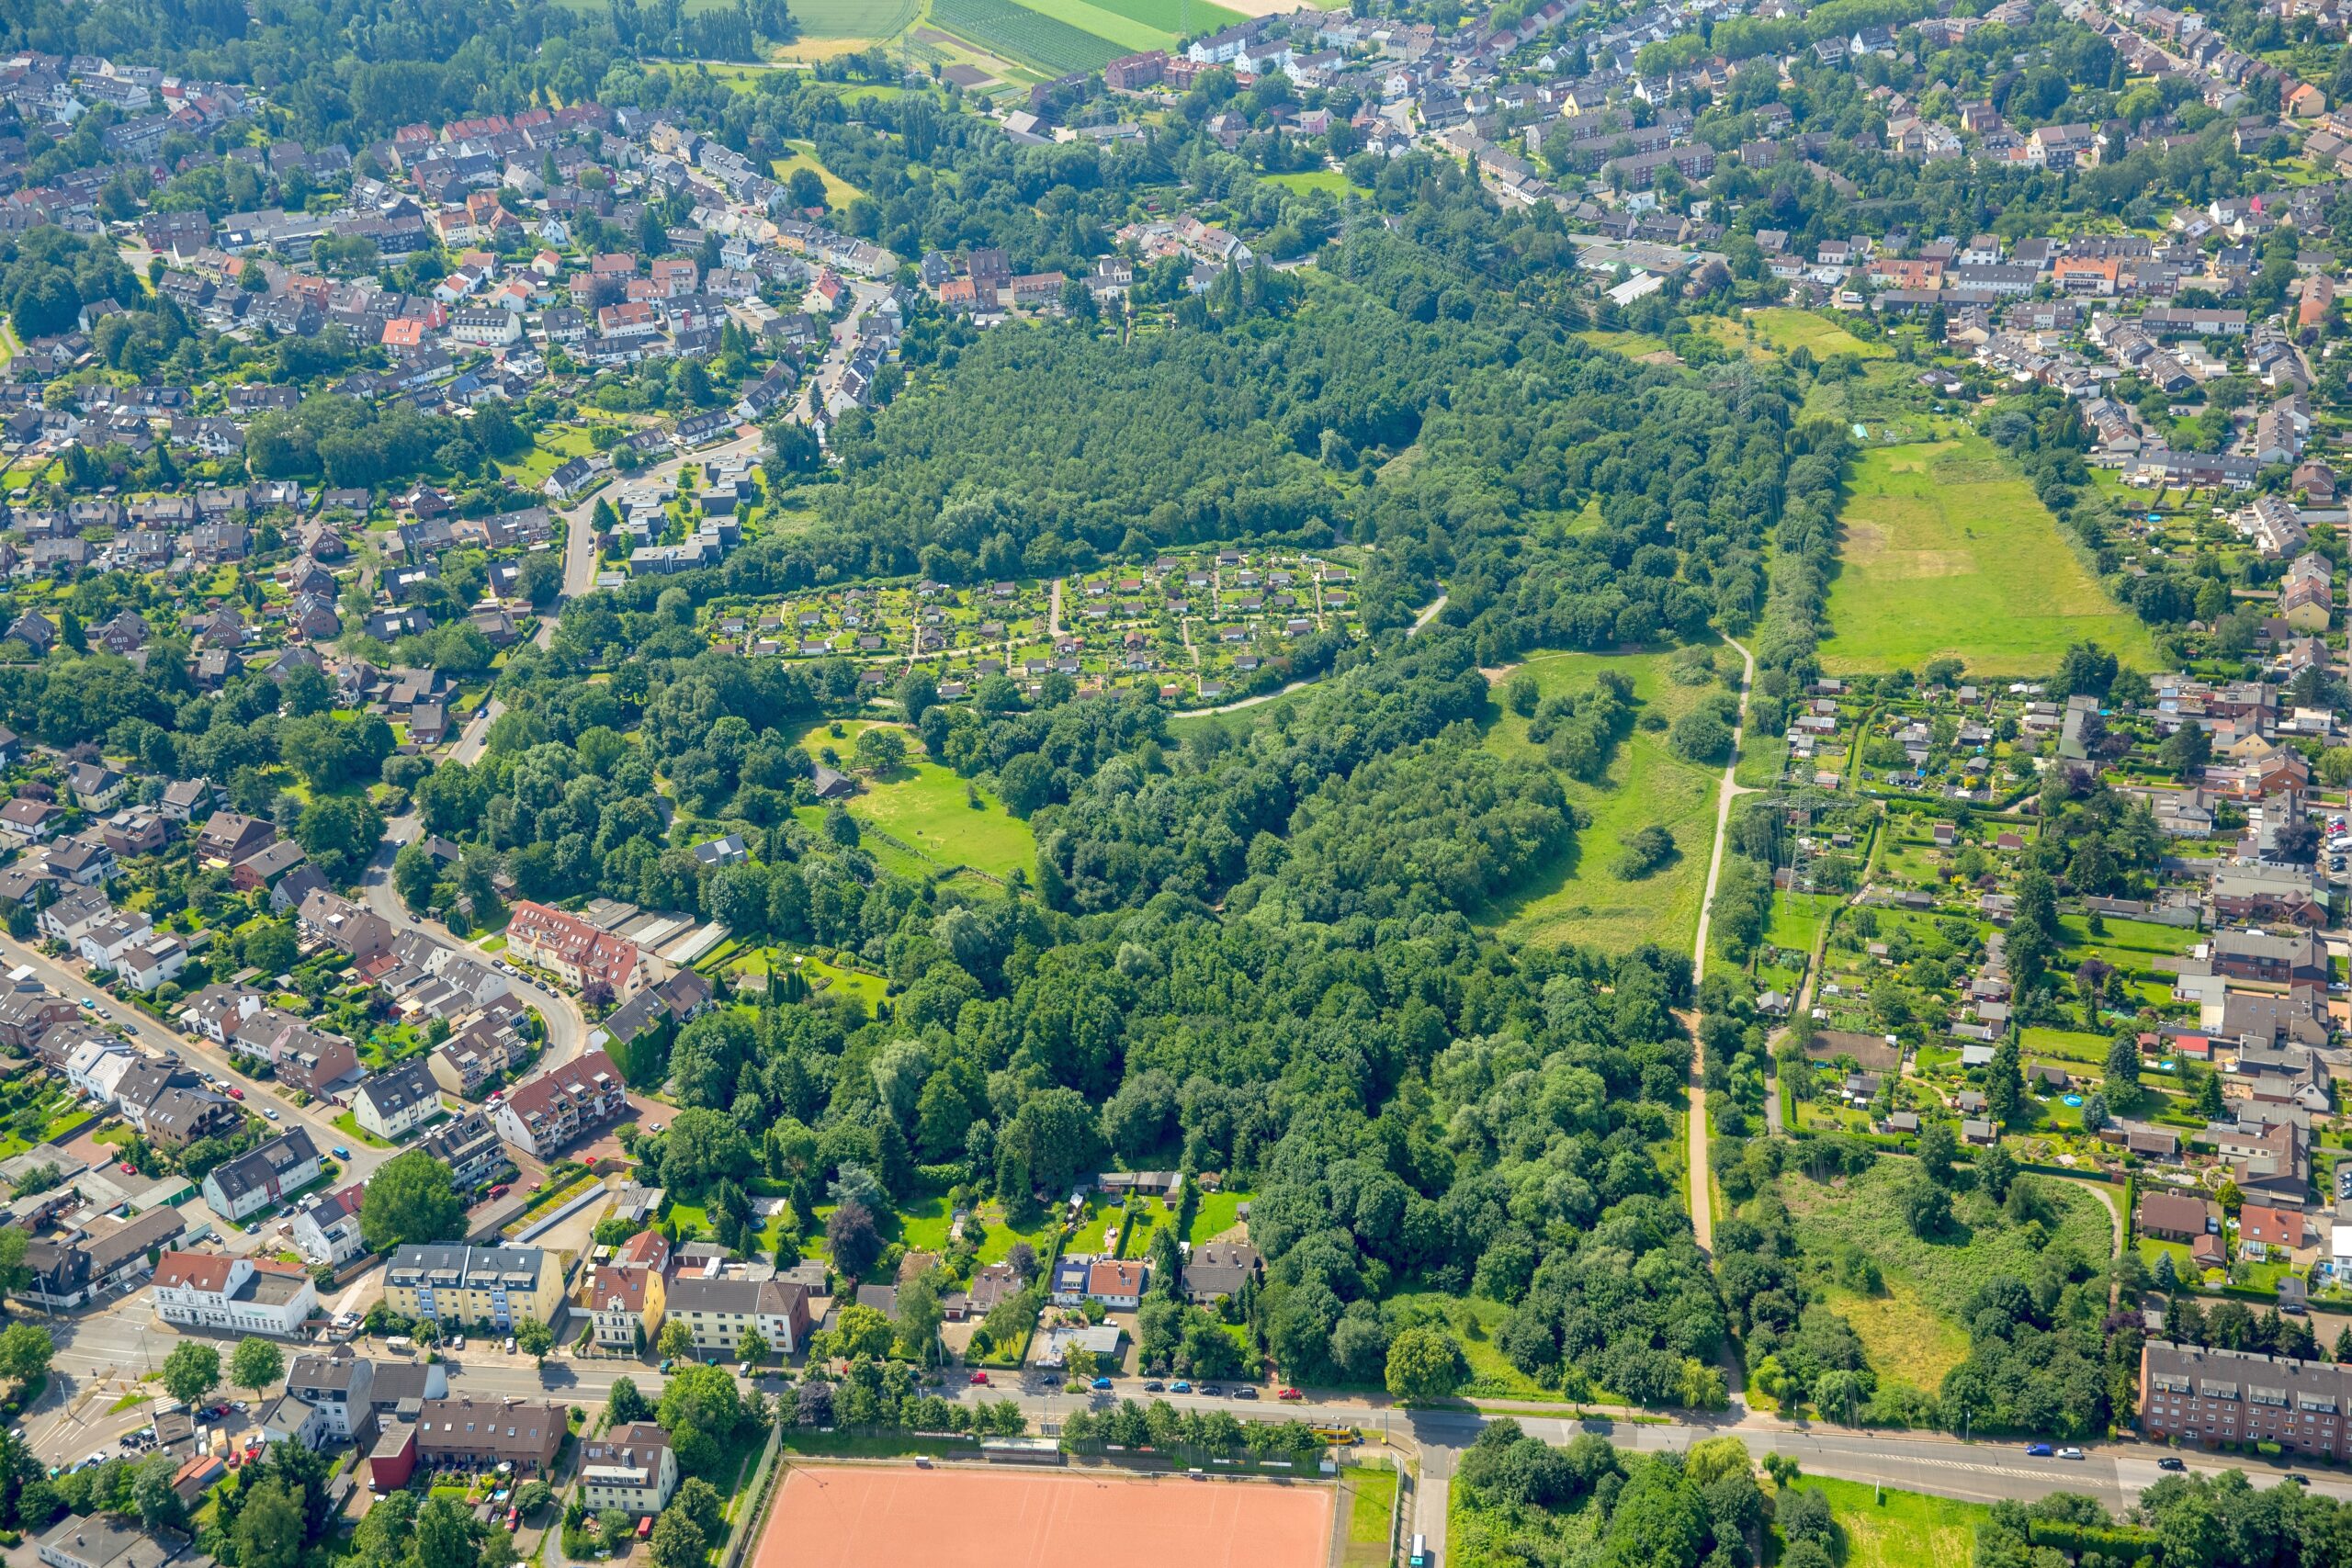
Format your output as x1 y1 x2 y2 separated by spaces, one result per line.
757 1466 1337 1568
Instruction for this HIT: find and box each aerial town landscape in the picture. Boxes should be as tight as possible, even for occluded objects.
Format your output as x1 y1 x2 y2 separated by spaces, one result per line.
23 0 2352 1564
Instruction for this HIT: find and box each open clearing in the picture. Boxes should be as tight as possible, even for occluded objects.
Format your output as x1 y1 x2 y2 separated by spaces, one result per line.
1696 308 1891 363
1481 649 1727 954
1780 1162 2115 1391
792 719 1035 879
761 1467 1335 1568
1819 435 2160 676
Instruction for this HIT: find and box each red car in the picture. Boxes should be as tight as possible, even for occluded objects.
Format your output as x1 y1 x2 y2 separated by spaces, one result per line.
226 1087 243 1100
968 1371 989 1385
118 1162 134 1174
1278 1387 1304 1401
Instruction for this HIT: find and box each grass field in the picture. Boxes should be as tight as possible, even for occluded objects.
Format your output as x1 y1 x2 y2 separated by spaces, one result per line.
1816 1279 1971 1392
929 0 1124 71
1694 308 1891 363
1801 1478 1986 1568
1819 436 2161 677
1577 328 1673 358
772 142 864 207
791 719 1035 878
1009 0 1170 51
1481 650 1726 954
1086 0 1247 31
1263 167 1359 197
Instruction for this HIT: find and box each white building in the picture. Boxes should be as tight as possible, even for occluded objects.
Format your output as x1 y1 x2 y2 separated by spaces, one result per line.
150 1251 319 1337
350 1059 443 1143
289 1186 367 1268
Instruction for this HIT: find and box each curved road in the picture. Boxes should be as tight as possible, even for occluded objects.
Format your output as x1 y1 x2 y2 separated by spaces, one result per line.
356 426 774 1065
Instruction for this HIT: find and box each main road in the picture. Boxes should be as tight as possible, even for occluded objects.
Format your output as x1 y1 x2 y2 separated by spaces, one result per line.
35 1298 2323 1524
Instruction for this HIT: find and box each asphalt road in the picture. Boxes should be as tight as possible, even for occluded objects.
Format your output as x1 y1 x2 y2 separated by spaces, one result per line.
23 1291 2351 1523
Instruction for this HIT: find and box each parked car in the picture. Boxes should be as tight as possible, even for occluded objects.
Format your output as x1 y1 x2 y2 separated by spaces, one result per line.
227 1087 243 1100
263 1109 279 1121
1234 1386 1258 1399
1143 1381 1164 1393
331 1147 350 1160
2056 1448 2084 1461
1090 1377 1113 1391
1170 1381 1192 1393
2025 1443 2053 1457
1278 1387 1303 1401
968 1371 989 1385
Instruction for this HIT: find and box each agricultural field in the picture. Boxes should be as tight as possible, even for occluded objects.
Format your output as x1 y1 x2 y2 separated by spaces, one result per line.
787 0 923 37
1819 435 2162 677
1480 648 1733 954
929 0 1124 73
1779 1161 2115 1391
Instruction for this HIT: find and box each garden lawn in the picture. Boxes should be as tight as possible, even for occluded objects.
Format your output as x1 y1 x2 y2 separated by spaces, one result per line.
1188 1189 1250 1245
1820 436 2160 676
333 1111 393 1149
1480 650 1725 953
1802 1477 1986 1568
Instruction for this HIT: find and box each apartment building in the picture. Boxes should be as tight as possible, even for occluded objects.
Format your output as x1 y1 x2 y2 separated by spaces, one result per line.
582 1229 671 1351
661 1271 811 1358
579 1422 678 1515
413 1396 565 1475
504 902 652 997
492 1049 627 1158
2142 1339 2349 1456
381 1245 562 1330
200 1128 322 1223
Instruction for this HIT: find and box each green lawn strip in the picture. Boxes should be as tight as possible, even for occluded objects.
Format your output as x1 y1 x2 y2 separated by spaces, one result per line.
1341 1466 1397 1567
1819 434 2160 676
1263 168 1360 197
1481 649 1726 954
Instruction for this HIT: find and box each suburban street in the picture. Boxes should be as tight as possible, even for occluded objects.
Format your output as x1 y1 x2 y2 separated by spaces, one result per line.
0 931 393 1193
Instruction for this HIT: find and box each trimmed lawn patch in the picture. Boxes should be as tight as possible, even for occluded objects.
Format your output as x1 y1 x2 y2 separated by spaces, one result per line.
771 142 865 207
1821 436 2160 677
1481 649 1726 953
794 719 1035 878
333 1111 392 1149
1263 168 1359 197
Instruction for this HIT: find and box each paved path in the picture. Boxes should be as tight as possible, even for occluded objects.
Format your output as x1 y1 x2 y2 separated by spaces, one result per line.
1684 636 1757 1255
